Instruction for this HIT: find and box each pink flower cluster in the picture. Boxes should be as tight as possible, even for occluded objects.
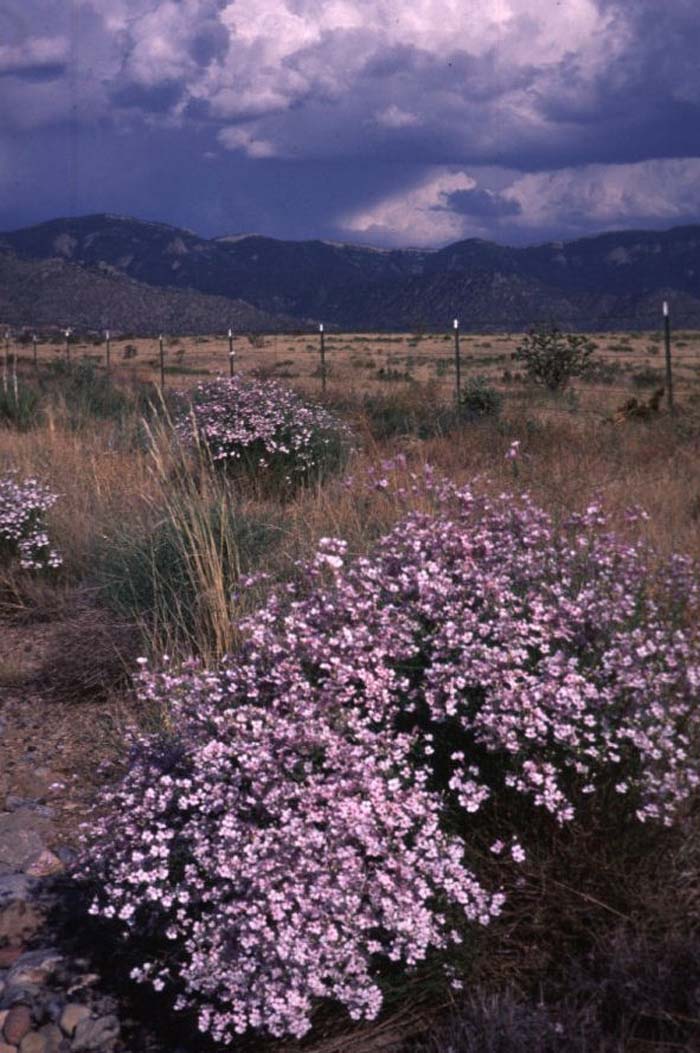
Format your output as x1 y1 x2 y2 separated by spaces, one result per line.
84 478 700 1042
0 472 62 570
177 374 352 482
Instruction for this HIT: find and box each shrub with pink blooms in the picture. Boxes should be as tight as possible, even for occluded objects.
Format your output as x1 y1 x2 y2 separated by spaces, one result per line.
176 374 353 487
0 472 62 570
84 474 700 1043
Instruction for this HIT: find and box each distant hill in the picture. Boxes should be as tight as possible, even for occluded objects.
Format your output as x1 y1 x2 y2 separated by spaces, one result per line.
0 249 303 334
3 213 700 330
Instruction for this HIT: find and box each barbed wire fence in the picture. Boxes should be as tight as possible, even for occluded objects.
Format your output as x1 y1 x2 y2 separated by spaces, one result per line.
3 303 700 419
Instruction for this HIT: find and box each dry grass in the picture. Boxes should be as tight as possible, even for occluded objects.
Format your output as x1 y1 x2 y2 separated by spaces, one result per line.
1 342 699 1053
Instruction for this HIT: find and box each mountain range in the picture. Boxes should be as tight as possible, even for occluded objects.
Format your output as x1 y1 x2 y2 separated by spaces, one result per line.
3 213 700 332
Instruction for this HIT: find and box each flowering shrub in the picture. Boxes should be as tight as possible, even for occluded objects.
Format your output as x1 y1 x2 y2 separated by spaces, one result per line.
0 473 62 570
176 374 352 485
84 476 700 1041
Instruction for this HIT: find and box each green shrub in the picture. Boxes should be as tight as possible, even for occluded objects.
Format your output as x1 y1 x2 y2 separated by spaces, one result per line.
459 375 502 418
513 326 597 391
632 366 664 388
0 383 42 430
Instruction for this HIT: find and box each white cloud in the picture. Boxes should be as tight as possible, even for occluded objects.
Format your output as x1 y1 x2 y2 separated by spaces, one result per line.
507 158 700 234
373 105 421 129
340 169 479 246
339 158 700 246
217 125 278 158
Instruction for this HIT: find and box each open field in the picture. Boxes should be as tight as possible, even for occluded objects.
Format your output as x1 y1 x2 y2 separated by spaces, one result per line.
1 336 700 1052
8 328 700 424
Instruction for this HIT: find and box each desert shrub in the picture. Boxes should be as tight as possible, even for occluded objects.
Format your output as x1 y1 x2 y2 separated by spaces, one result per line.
581 359 624 385
356 389 460 439
0 473 61 570
632 366 664 388
123 344 138 359
412 927 700 1051
84 477 700 1043
513 327 596 391
42 360 131 424
176 374 353 488
459 375 502 418
410 987 607 1052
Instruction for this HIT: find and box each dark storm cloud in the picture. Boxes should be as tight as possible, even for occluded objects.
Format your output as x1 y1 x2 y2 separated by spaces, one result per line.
441 189 521 218
111 79 186 114
0 0 699 246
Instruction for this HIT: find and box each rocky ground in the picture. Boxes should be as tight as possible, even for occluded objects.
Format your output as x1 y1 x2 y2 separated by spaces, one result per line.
0 619 171 1053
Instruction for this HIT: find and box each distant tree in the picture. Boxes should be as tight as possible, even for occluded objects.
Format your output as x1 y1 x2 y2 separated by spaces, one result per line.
513 325 596 391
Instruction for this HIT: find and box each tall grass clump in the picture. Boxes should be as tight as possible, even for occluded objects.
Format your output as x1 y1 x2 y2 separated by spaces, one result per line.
94 415 282 660
83 471 700 1043
175 374 353 490
0 381 42 430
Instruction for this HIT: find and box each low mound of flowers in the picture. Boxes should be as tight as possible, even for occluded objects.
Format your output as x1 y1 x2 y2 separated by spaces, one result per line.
84 475 700 1042
176 374 352 485
0 472 62 570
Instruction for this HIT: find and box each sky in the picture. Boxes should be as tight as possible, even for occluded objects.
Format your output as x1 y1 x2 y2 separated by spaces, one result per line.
1 0 700 247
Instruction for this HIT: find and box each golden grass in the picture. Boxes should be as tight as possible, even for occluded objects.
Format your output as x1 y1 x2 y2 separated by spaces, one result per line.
1 354 699 664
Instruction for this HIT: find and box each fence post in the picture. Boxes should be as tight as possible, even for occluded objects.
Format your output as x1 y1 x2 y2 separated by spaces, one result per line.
159 334 165 390
228 328 235 377
105 329 111 375
453 318 462 404
3 330 8 394
33 332 38 371
662 301 674 414
64 328 71 361
319 323 326 393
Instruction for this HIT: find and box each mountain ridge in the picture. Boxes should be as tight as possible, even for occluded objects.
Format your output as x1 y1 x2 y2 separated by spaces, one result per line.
3 214 700 331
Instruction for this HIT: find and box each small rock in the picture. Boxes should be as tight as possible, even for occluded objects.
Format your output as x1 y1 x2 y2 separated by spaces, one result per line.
0 901 42 949
0 877 32 910
65 978 98 998
71 1016 119 1052
58 1008 89 1040
19 1033 47 1053
24 854 63 880
8 952 63 990
3 1004 32 1045
0 986 41 1013
37 1025 63 1053
0 813 51 874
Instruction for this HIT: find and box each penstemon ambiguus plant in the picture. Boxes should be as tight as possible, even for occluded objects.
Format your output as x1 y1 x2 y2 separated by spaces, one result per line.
0 472 62 570
84 473 700 1042
176 374 353 487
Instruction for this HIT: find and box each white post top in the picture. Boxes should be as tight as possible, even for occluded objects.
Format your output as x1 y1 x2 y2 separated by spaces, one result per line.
228 328 233 338
453 318 459 329
662 301 669 317
105 330 110 340
319 323 324 333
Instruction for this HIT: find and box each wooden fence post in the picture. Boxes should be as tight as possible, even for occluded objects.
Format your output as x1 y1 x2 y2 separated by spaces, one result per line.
319 323 327 393
453 318 462 404
159 334 165 390
662 301 674 414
